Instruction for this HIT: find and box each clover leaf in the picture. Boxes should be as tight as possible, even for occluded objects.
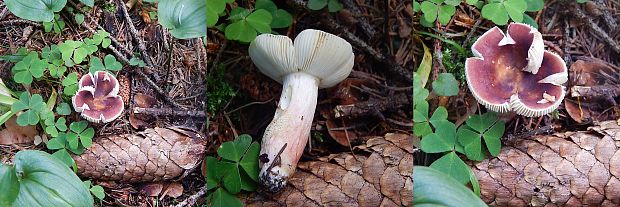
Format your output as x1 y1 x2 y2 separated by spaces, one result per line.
420 0 457 26
11 93 45 126
56 102 72 115
481 0 527 25
12 52 47 85
429 151 471 184
413 102 448 137
69 121 95 149
89 55 122 73
420 121 457 153
62 72 79 96
208 135 260 198
432 73 459 96
307 0 343 12
225 9 272 43
255 0 293 29
457 112 505 161
59 40 97 66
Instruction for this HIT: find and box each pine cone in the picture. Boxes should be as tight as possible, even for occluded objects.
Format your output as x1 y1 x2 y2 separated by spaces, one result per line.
472 120 620 206
117 74 131 106
73 127 205 183
240 133 413 207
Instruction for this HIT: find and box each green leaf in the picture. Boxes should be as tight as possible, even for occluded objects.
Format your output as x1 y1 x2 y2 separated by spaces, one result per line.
255 0 277 13
217 161 241 194
206 0 225 27
56 117 68 131
522 13 539 29
239 170 257 191
90 185 105 200
75 13 85 24
239 142 260 181
525 0 544 12
51 148 75 167
327 0 343 12
271 10 293 28
11 150 93 207
504 0 527 22
210 188 243 207
457 127 485 161
16 110 39 126
70 121 88 133
420 1 438 23
429 106 448 126
56 103 72 115
4 0 67 22
67 132 79 150
79 0 94 7
307 0 328 10
444 0 461 6
429 152 471 184
483 121 505 156
437 5 456 25
89 57 106 72
104 55 122 71
46 137 66 150
413 166 487 206
80 128 94 148
481 3 509 25
205 156 220 190
432 73 459 96
218 135 253 162
225 21 257 43
246 9 272 34
0 164 19 206
415 42 432 88
62 72 79 95
158 0 207 39
413 101 429 122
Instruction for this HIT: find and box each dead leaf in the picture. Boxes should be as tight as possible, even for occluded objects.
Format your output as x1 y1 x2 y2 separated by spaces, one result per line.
162 182 183 198
0 116 38 145
324 113 358 147
134 93 157 108
140 183 163 197
129 113 149 129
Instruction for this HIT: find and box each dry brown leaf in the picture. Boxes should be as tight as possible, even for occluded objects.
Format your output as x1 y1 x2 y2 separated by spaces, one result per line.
73 127 206 183
162 182 184 198
239 133 413 207
0 116 38 145
141 182 164 197
471 120 620 206
134 93 157 108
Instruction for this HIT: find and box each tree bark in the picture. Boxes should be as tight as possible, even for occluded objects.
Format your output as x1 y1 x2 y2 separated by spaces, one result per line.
472 120 620 206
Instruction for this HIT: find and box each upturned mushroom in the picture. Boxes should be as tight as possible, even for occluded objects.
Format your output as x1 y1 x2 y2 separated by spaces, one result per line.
465 23 568 117
248 29 354 192
72 71 124 123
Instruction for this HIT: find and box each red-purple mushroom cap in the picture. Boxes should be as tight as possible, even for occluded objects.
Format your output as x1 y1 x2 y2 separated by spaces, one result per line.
465 23 568 117
72 71 124 123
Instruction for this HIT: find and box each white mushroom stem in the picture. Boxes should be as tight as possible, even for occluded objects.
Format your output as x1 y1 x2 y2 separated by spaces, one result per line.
259 72 318 192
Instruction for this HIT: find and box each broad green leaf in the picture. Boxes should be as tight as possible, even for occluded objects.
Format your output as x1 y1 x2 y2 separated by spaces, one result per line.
0 164 19 206
429 106 448 126
429 152 471 184
413 166 487 207
246 9 272 34
4 0 67 22
239 142 260 181
210 188 243 207
90 185 105 200
158 0 206 39
433 73 459 96
12 150 93 207
481 3 509 25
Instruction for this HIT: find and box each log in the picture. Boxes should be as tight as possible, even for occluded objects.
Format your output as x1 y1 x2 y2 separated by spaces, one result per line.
73 127 206 183
472 120 620 206
239 133 413 207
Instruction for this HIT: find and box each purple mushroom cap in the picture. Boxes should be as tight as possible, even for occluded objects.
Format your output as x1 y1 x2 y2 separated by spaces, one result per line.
72 71 124 123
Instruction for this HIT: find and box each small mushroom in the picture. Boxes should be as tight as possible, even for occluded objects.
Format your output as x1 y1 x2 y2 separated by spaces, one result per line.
248 29 354 192
72 71 124 123
465 23 568 117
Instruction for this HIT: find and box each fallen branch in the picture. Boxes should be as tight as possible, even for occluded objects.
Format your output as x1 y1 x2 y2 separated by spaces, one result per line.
572 3 620 53
571 85 620 99
333 93 408 118
133 107 206 118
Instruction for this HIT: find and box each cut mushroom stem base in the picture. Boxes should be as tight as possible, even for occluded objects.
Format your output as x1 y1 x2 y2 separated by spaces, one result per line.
258 72 319 193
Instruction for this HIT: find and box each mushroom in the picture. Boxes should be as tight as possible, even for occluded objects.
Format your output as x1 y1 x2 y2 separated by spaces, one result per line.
72 71 124 123
248 29 354 192
465 23 568 117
